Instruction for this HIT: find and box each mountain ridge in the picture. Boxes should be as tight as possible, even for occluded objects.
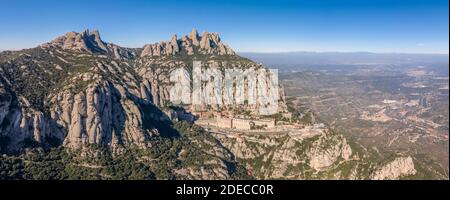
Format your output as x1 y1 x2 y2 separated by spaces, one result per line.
37 28 236 60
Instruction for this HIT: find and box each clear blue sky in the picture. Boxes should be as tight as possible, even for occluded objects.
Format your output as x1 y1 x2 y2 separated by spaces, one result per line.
0 0 448 53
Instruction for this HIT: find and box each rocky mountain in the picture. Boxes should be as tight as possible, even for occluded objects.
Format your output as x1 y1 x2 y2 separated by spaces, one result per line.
141 28 235 57
43 29 138 60
0 29 257 151
0 29 425 180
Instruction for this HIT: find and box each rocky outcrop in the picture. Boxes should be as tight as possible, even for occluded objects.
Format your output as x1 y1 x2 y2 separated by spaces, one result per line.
307 135 352 171
137 59 287 116
0 87 60 152
371 156 417 180
0 86 12 127
214 130 356 179
45 59 169 149
189 28 200 46
43 29 137 60
140 28 235 57
50 82 155 149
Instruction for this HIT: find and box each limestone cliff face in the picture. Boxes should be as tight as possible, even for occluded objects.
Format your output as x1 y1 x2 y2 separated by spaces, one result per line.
137 58 287 116
49 82 148 149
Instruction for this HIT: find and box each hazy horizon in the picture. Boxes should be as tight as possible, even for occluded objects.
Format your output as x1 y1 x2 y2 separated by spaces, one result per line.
0 33 448 55
1 45 449 55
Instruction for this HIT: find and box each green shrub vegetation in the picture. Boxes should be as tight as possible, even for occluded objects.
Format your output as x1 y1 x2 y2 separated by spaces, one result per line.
0 121 251 180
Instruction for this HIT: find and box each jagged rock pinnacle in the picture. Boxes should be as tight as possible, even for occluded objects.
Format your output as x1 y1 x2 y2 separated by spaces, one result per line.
140 29 235 57
43 29 136 59
189 28 199 46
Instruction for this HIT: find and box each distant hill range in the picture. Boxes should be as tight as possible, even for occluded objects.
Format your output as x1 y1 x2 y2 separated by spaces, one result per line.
239 51 449 66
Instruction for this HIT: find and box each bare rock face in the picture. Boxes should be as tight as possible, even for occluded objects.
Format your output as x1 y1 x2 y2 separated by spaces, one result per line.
214 130 356 179
47 29 107 53
137 59 286 116
0 86 12 127
200 32 211 50
50 82 117 149
371 156 417 180
170 34 180 54
0 88 62 152
140 29 235 57
189 28 200 46
44 29 137 60
46 62 162 149
307 135 353 171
